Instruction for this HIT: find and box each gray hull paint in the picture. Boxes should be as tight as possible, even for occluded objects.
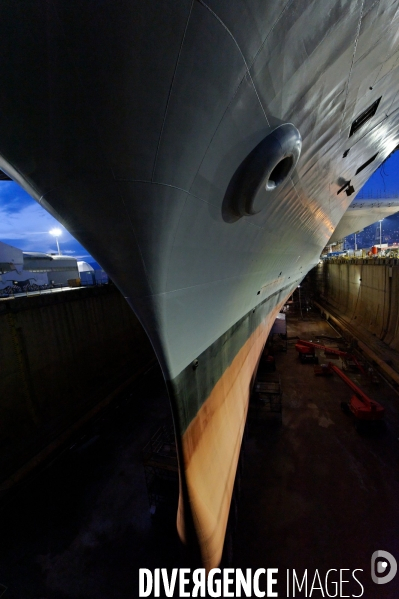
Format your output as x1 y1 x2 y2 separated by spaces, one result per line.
2 0 399 564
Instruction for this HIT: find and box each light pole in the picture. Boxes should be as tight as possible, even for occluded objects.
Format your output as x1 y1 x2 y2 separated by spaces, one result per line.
379 220 383 248
49 228 62 255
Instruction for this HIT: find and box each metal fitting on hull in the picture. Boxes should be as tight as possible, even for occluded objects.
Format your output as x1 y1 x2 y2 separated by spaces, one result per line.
225 123 302 218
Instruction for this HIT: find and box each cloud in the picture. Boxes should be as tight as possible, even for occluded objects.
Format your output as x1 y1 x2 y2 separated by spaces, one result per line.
0 181 37 214
0 182 93 260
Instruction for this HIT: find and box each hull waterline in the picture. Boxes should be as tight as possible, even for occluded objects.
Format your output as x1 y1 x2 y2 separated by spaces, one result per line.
1 0 399 567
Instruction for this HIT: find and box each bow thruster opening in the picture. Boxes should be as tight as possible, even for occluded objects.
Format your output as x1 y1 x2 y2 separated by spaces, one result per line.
267 155 295 191
223 123 302 220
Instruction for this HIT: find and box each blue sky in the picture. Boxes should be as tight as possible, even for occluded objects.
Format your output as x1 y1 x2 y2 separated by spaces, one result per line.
1 150 399 257
0 180 94 261
356 148 399 198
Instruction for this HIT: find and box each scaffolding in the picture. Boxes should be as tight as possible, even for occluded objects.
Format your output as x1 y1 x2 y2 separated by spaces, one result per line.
250 372 282 423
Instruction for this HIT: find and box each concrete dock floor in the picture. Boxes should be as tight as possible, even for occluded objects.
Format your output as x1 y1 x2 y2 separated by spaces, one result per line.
235 311 399 598
1 309 399 598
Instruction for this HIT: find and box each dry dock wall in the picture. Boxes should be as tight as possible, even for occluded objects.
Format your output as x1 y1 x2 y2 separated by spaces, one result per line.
315 259 399 349
0 285 154 482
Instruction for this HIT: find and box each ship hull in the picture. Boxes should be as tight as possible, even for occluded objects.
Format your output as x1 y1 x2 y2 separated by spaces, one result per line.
169 284 294 567
2 0 399 568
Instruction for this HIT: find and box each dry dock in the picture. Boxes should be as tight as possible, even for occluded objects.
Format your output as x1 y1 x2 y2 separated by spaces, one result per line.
0 307 399 598
0 285 154 490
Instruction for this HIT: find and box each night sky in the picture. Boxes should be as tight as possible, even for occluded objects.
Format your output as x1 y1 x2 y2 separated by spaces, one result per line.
345 150 399 248
1 151 399 258
0 181 93 261
357 148 399 197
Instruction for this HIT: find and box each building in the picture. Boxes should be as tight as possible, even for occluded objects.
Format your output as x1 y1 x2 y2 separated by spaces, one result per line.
0 241 79 291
